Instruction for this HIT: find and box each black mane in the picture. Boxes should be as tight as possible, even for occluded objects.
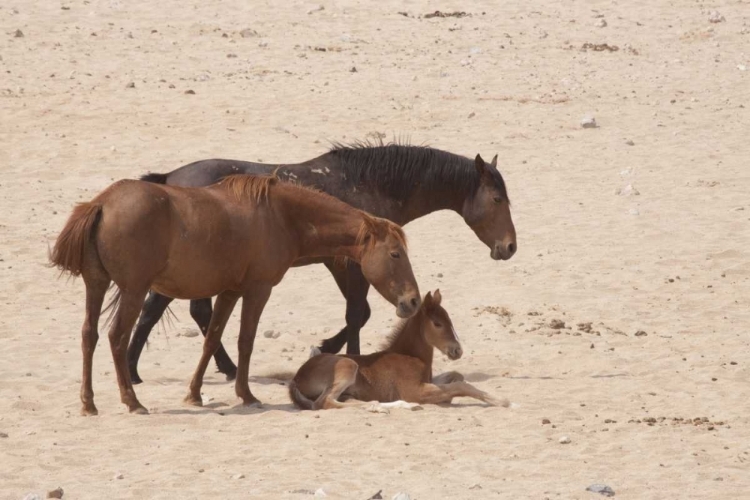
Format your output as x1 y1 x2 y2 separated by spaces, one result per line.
327 140 508 202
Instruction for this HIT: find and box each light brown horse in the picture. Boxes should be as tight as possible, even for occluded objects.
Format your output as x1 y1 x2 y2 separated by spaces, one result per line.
288 290 507 410
50 174 421 415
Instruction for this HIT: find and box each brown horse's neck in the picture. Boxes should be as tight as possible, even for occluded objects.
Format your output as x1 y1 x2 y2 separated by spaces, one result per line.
383 313 433 367
274 185 366 262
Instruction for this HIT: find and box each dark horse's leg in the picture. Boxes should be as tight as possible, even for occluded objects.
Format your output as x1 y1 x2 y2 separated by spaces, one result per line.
319 261 371 355
128 291 173 384
189 299 237 381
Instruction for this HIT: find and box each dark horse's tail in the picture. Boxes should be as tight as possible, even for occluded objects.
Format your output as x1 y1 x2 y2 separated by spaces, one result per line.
49 202 103 277
288 380 315 410
140 172 168 184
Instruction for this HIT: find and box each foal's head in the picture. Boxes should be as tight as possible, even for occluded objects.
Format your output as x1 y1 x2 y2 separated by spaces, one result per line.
462 154 517 261
357 214 421 318
421 290 462 360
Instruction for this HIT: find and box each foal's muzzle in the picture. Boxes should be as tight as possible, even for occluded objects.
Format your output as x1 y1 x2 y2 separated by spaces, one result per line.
396 294 421 318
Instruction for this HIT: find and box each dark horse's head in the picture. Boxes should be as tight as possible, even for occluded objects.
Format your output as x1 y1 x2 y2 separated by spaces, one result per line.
462 154 517 261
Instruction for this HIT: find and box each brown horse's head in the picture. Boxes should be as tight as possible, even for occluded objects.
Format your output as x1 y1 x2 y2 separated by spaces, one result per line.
421 290 462 360
462 154 517 261
358 215 421 318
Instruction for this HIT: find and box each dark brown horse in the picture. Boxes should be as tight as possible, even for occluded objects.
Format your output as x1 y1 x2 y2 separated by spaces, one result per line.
50 174 420 415
128 142 517 384
289 290 507 410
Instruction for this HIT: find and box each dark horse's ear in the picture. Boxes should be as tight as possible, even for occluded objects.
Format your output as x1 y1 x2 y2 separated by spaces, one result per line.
490 154 498 169
432 289 442 305
475 154 487 175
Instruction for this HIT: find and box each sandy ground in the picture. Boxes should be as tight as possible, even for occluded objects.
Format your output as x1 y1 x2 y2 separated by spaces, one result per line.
2 0 750 498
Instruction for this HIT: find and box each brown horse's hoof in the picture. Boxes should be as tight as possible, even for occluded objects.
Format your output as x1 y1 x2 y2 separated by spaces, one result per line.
184 394 203 407
238 397 262 408
129 405 149 415
80 404 99 417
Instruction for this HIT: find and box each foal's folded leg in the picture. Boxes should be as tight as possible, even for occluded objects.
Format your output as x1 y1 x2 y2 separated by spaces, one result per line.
416 382 509 407
314 358 360 410
431 371 465 384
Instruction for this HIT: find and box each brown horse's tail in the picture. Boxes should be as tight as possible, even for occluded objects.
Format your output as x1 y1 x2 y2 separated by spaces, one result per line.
139 172 168 184
49 202 103 277
288 380 315 410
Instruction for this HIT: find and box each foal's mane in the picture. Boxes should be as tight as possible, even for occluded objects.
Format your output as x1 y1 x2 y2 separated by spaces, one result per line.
327 139 509 202
381 317 413 351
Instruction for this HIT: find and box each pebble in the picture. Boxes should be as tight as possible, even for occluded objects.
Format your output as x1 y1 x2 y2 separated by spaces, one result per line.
239 28 259 38
263 330 281 339
184 89 195 95
708 10 725 23
181 329 200 338
22 495 41 500
615 184 640 196
46 487 64 499
586 484 615 497
314 489 327 498
580 116 597 128
307 5 325 14
125 82 135 89
559 436 571 444
625 140 635 146
114 473 124 480
542 418 551 425
232 473 245 480
738 64 747 71
392 494 411 500
628 208 640 215
14 29 25 38
467 112 475 119
368 490 383 499
549 319 565 329
350 66 358 73
596 19 607 28
0 432 7 438
634 330 647 337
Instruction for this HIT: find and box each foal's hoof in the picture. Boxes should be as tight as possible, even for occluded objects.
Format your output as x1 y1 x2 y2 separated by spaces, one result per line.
80 404 99 417
184 394 203 407
129 405 149 415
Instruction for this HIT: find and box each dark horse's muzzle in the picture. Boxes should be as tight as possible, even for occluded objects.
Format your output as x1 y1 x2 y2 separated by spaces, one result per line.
492 241 517 261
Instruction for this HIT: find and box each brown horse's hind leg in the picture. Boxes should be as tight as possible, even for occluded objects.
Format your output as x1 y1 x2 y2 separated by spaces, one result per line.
80 271 110 416
234 285 273 406
415 382 508 407
108 289 150 414
314 358 360 410
185 290 240 406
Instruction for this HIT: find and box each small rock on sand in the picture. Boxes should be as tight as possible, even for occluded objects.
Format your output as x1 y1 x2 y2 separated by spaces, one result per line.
368 490 383 500
392 494 411 500
314 489 327 498
634 330 647 337
559 435 571 444
125 82 135 89
46 487 64 499
307 5 324 14
595 19 607 28
181 329 200 338
14 29 25 38
239 28 259 38
549 319 565 329
0 432 8 438
542 418 551 425
586 484 616 497
264 330 281 339
22 495 41 500
708 11 725 23
232 473 245 480
625 139 635 146
114 473 124 480
615 184 640 196
580 116 597 128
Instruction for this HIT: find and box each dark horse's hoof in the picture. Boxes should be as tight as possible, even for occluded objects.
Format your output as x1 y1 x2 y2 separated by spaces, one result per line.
130 369 143 385
223 368 237 382
319 336 346 354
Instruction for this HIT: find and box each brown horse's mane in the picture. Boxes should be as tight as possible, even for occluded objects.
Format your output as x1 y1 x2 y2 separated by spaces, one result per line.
327 139 509 203
219 174 277 203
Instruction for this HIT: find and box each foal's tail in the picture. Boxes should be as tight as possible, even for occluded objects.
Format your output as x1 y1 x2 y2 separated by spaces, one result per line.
288 380 315 410
49 202 103 277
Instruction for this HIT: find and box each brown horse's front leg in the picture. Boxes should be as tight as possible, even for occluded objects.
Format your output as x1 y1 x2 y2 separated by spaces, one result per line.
416 382 508 407
185 291 240 406
234 285 273 406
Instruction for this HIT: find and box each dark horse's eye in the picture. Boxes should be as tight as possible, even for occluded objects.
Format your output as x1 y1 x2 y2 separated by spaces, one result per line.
493 196 503 204
390 251 400 259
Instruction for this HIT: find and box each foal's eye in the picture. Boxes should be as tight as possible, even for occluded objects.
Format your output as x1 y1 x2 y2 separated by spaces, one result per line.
493 196 503 204
390 251 400 259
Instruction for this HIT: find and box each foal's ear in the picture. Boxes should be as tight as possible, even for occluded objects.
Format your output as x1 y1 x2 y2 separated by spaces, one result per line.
423 291 434 308
432 289 442 305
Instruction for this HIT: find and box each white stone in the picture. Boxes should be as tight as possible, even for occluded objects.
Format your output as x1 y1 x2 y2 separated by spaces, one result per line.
559 436 571 444
580 116 597 128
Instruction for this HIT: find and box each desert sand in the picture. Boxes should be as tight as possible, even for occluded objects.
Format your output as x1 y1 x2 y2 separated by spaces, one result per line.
1 1 749 498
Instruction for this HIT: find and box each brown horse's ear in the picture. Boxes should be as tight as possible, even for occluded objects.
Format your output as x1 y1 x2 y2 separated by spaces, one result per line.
362 213 387 240
422 291 433 309
432 289 442 305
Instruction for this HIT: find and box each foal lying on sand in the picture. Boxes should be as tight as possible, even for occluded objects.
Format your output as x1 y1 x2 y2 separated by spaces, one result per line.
289 290 508 410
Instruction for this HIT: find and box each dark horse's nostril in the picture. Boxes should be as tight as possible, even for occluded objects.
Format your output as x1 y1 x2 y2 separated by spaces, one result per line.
507 243 516 255
410 297 419 309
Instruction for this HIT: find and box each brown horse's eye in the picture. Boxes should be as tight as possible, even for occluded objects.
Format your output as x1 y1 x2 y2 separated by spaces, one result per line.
390 251 400 259
433 321 442 327
493 196 503 204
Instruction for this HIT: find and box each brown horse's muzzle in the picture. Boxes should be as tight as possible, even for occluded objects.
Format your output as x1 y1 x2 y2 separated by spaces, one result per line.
396 294 421 318
491 240 517 261
446 344 463 360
